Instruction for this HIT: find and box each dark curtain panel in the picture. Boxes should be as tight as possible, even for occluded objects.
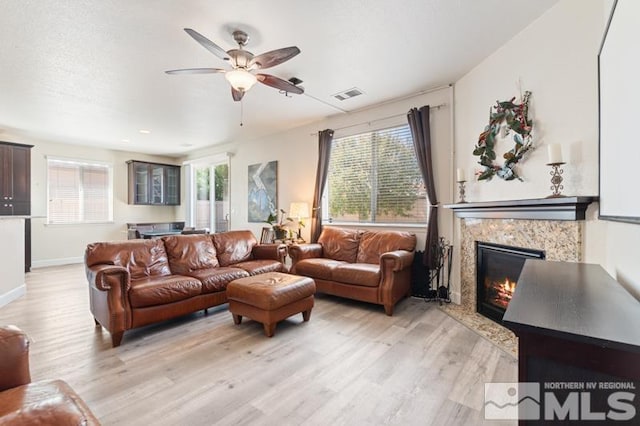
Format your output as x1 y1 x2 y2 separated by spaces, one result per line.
310 129 334 243
407 106 439 269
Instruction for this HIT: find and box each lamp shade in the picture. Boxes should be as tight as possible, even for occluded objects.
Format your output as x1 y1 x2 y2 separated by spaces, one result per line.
224 69 257 92
289 202 310 219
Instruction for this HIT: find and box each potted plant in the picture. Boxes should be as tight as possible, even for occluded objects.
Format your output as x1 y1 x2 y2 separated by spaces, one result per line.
264 209 292 241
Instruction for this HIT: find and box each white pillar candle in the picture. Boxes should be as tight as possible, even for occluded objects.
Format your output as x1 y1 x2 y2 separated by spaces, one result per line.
547 144 563 164
456 168 466 182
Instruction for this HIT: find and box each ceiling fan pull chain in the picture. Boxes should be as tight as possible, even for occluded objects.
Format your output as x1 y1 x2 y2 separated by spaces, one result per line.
240 98 244 127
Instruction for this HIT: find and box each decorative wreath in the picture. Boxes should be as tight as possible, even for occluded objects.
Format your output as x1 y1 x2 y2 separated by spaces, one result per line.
473 90 534 181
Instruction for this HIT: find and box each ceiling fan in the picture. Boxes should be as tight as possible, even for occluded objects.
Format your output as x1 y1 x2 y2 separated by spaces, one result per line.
166 28 304 102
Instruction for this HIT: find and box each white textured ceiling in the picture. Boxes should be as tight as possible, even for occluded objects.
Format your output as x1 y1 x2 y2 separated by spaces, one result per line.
0 0 558 157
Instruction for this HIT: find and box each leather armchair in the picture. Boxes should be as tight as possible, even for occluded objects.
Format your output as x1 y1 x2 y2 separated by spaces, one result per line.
0 325 100 425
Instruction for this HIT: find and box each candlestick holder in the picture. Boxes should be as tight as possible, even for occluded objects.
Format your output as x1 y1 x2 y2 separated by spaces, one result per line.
546 162 566 198
457 180 467 203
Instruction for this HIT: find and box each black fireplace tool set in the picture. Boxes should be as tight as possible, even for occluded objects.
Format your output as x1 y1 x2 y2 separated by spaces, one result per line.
423 237 453 305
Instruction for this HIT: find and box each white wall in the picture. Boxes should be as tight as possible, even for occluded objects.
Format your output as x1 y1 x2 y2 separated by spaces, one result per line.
453 0 640 299
182 87 454 253
8 87 451 269
2 134 181 267
455 0 601 201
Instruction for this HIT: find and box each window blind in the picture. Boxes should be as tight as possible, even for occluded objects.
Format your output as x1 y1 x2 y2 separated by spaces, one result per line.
47 158 113 224
326 124 427 224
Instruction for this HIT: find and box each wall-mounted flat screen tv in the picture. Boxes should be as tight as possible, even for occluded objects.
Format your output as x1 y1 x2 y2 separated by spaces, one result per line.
599 0 640 224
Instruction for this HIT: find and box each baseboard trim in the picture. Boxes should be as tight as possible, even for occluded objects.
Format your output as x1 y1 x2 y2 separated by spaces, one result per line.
0 284 26 308
32 256 84 269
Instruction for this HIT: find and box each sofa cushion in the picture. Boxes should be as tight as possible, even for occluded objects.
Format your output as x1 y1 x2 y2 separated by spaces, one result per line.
212 230 257 267
356 230 416 264
188 267 250 293
293 258 345 281
129 275 202 308
85 239 171 280
235 259 285 275
318 227 362 263
162 234 219 274
332 263 381 287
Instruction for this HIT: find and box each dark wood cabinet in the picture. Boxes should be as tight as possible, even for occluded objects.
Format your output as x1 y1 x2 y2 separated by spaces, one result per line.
504 260 640 425
0 141 32 272
127 160 180 206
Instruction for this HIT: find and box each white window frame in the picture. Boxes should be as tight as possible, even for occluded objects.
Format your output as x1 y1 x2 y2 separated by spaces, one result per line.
183 153 231 232
46 156 114 225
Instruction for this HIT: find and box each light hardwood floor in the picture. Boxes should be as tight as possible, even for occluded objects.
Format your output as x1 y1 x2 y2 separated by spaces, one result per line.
0 264 517 425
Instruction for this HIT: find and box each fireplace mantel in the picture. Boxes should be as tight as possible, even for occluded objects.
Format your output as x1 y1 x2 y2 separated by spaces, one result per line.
444 196 598 221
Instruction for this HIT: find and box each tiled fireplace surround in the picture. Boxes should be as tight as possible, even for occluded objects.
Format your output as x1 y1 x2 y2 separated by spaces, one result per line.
442 197 595 356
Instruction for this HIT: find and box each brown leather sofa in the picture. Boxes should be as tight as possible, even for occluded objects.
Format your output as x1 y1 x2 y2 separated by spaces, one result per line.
0 325 100 425
85 230 286 347
289 227 416 315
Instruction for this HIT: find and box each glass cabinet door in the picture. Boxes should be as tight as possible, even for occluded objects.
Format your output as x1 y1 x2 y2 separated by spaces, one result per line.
165 166 180 205
134 163 149 204
151 165 164 204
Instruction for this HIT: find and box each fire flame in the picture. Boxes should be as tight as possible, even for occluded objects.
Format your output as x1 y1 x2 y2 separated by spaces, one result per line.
484 277 518 309
501 278 516 296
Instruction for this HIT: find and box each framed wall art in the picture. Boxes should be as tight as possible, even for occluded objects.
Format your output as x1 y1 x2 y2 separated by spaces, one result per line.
247 160 277 222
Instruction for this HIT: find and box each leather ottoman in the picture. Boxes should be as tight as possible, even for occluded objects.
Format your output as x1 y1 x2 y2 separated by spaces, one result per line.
227 272 315 337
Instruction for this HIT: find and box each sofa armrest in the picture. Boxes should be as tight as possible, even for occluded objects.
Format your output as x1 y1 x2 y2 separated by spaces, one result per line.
288 243 323 266
85 264 131 345
379 250 415 316
252 243 287 264
86 264 130 292
380 250 414 272
0 325 31 391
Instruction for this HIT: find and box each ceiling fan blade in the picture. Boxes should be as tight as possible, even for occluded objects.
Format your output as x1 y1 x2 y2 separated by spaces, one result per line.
184 28 230 61
256 74 304 94
250 46 300 69
231 87 245 102
165 68 225 75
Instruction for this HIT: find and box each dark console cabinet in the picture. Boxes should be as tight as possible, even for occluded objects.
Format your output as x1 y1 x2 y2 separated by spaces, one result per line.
127 160 180 206
504 260 640 425
0 141 32 272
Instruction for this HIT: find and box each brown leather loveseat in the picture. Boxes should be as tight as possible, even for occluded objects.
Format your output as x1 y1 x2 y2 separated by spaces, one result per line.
85 230 286 347
289 227 416 315
0 325 100 424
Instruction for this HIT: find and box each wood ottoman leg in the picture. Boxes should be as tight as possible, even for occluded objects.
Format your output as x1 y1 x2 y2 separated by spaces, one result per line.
302 309 312 322
263 322 276 337
232 313 243 325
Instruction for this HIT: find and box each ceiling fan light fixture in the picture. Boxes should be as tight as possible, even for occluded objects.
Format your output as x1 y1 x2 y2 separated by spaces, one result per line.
225 69 257 92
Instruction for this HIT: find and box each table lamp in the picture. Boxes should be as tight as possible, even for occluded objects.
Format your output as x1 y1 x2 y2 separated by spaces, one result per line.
289 202 310 242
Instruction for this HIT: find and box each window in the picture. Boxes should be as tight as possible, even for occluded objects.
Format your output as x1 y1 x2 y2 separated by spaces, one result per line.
47 158 113 224
325 124 427 225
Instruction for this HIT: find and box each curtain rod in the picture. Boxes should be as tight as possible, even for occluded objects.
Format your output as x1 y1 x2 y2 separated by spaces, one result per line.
310 103 447 136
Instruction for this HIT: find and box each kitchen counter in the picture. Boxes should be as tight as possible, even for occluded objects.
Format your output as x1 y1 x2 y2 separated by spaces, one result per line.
0 216 26 307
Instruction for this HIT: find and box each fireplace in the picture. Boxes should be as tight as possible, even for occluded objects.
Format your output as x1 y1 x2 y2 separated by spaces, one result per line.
476 242 545 323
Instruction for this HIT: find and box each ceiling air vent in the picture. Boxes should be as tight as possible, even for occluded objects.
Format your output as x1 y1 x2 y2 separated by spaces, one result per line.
333 87 364 101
